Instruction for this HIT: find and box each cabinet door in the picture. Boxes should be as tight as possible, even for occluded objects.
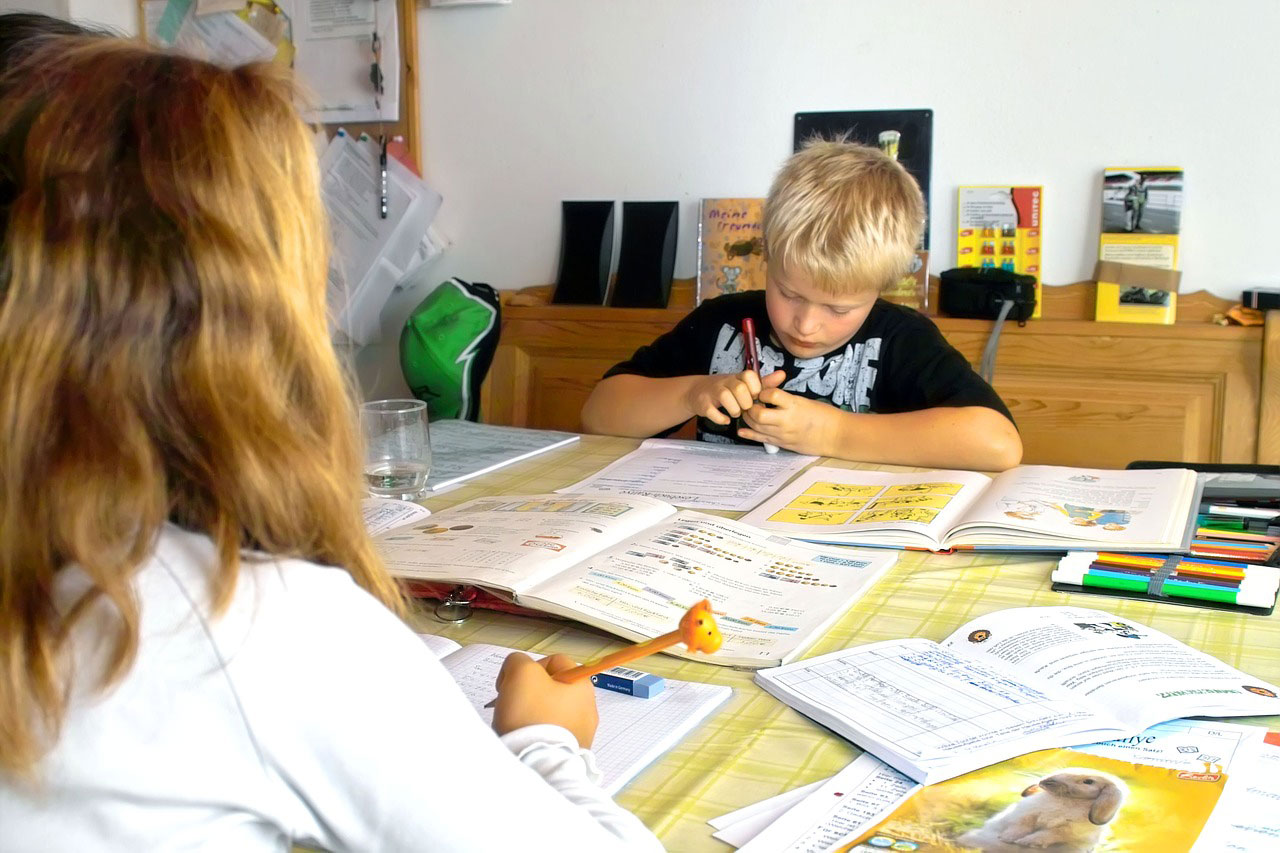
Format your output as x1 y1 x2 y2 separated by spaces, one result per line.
941 326 1261 467
480 312 679 431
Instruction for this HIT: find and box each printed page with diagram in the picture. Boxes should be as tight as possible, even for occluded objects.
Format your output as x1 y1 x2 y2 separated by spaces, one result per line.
939 607 1280 731
518 512 898 667
942 465 1200 549
375 494 675 595
740 467 995 549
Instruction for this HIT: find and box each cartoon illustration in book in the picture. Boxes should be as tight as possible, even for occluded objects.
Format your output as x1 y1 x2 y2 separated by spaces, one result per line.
1000 498 1050 521
1052 503 1131 531
1068 474 1101 483
1073 621 1144 640
718 265 741 293
885 482 964 496
855 506 939 524
867 493 953 509
767 508 852 525
725 236 764 259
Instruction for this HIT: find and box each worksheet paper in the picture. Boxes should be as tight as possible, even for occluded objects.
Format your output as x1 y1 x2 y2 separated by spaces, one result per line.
416 637 732 795
735 755 916 853
1193 731 1280 851
361 498 431 534
559 439 816 511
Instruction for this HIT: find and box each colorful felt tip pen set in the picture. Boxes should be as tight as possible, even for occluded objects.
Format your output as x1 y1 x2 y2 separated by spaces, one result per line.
1054 551 1280 610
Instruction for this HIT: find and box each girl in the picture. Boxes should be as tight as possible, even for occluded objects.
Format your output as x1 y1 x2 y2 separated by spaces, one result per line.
0 38 661 852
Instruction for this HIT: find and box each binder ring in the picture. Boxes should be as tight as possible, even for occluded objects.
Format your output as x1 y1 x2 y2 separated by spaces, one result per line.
434 585 475 624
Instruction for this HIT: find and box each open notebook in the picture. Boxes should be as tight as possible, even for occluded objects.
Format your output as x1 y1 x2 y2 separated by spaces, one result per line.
418 634 732 795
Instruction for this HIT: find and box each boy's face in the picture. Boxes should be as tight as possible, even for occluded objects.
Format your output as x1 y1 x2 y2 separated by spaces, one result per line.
764 266 877 359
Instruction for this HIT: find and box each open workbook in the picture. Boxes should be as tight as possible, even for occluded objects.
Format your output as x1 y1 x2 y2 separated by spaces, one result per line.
740 464 1201 552
417 634 731 795
754 606 1280 786
375 494 897 667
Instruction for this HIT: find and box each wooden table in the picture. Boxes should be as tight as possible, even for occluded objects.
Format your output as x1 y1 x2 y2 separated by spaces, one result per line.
407 435 1280 851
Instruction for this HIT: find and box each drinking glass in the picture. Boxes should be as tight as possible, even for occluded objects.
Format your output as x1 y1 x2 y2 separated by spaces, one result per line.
361 399 431 500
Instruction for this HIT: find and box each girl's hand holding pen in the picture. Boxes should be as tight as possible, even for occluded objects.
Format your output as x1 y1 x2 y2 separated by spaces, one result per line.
491 653 599 749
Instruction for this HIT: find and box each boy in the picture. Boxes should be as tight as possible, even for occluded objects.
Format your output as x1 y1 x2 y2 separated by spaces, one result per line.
581 141 1022 471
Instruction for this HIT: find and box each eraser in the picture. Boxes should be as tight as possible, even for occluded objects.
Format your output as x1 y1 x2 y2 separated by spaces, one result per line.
590 666 665 698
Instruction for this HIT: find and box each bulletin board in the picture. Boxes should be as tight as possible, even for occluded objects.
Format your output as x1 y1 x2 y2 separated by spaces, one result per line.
136 0 421 166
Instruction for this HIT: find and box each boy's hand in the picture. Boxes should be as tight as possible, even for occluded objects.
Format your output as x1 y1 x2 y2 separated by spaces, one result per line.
492 652 599 749
739 379 837 456
684 370 763 425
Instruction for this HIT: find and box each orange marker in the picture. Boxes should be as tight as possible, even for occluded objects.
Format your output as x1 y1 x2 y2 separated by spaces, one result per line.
552 599 722 684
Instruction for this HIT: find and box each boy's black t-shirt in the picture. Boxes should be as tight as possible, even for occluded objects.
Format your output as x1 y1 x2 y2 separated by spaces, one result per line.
604 290 1014 445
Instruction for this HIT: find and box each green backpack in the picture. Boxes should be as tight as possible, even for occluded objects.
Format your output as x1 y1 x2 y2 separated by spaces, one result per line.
399 278 501 421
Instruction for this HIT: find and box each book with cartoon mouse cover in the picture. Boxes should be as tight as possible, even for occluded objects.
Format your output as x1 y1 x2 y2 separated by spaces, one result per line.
740 464 1201 553
754 606 1280 786
697 198 766 305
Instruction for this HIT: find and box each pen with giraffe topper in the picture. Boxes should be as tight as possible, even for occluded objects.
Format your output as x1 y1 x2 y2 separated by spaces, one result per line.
483 600 722 706
741 317 780 454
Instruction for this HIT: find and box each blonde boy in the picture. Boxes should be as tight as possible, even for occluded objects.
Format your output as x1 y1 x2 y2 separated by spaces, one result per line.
581 141 1022 471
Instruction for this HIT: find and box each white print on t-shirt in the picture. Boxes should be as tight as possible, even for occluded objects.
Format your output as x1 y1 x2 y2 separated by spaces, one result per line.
708 325 881 412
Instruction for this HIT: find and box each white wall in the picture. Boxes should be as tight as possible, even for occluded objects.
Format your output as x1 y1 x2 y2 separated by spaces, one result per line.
67 0 137 35
416 0 1280 299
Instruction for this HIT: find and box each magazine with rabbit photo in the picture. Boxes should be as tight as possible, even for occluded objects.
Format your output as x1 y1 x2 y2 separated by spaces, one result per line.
843 749 1225 853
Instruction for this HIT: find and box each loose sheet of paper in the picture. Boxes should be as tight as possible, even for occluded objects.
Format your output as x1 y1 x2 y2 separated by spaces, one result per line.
1193 731 1280 851
291 0 400 122
362 498 431 535
737 754 917 853
559 439 816 511
708 779 827 846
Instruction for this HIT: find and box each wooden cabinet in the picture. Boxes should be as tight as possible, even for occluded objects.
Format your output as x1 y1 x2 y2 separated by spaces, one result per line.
480 280 1277 468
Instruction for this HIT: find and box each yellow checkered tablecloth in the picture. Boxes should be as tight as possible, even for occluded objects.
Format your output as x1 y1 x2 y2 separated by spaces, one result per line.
408 435 1280 852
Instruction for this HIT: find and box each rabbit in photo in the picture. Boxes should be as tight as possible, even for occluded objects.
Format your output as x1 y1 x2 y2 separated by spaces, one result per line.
957 769 1128 852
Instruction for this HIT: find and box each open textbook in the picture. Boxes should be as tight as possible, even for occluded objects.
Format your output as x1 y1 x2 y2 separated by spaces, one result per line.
754 606 1280 785
741 465 1201 552
375 494 897 667
417 634 731 795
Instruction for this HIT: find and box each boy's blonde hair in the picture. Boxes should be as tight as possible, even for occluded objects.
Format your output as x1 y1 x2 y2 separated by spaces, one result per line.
763 139 925 295
0 39 404 779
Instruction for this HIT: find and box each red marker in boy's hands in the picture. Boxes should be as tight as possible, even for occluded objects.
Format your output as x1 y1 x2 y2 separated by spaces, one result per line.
740 318 781 453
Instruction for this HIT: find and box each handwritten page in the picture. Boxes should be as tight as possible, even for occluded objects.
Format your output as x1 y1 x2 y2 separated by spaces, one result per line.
559 439 816 511
436 642 731 795
362 498 431 534
737 754 917 853
427 421 579 491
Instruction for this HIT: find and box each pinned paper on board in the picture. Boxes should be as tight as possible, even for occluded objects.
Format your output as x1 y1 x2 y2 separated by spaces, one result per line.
320 132 442 345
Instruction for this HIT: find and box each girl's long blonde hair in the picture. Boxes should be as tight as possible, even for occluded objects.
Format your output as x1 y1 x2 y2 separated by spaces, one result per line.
0 39 404 778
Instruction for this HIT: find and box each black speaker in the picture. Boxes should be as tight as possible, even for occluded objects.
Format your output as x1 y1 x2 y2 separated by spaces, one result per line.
609 201 678 308
552 201 614 305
